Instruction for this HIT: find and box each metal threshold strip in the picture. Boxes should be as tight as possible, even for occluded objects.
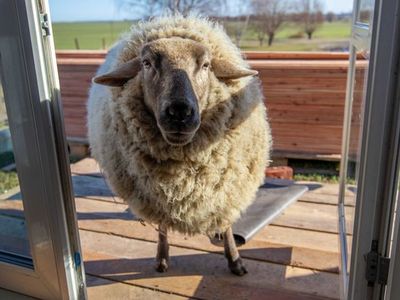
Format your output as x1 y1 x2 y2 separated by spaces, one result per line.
232 179 308 245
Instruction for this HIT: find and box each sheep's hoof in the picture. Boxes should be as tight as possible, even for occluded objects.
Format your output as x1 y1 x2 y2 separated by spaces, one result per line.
155 258 169 273
229 258 248 276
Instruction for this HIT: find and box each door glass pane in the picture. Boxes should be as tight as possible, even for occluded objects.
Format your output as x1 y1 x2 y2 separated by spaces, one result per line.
357 0 374 24
345 51 369 246
0 69 31 259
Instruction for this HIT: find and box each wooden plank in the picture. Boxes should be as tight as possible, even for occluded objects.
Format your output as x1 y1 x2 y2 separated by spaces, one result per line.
55 50 360 61
243 51 365 60
74 195 340 272
56 50 107 59
0 187 344 272
71 175 124 202
71 171 346 252
68 172 355 233
274 201 354 234
69 173 352 234
57 51 362 159
264 225 351 254
76 193 338 252
296 181 355 197
250 60 367 69
71 159 352 197
78 217 340 273
81 229 339 299
299 192 355 207
71 158 102 176
57 58 105 65
68 174 343 272
69 175 346 253
86 275 188 300
0 195 340 273
82 189 351 253
72 188 353 235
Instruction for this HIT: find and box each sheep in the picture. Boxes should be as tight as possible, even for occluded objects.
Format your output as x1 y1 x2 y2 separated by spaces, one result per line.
87 15 271 276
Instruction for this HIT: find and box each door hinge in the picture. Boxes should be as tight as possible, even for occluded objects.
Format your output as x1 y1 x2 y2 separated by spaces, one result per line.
365 240 390 286
40 13 50 36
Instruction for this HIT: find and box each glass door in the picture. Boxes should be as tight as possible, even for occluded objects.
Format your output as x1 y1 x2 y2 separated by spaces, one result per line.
0 0 85 298
338 0 375 297
340 0 400 299
386 143 400 299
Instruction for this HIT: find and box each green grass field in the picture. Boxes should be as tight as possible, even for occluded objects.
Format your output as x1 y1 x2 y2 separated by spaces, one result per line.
0 171 18 194
52 20 351 51
53 21 133 50
239 21 350 51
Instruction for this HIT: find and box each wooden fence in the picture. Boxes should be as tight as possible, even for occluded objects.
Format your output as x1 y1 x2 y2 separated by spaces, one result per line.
57 51 367 160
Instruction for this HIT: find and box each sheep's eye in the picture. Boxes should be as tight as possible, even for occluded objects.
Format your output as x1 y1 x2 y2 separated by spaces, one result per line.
202 62 210 70
142 59 151 69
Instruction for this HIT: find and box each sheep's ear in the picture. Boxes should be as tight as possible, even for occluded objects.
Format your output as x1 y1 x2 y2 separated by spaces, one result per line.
212 58 258 80
93 57 141 87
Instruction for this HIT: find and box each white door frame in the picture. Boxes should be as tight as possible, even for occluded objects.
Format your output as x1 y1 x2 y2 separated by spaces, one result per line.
344 0 400 299
0 0 86 298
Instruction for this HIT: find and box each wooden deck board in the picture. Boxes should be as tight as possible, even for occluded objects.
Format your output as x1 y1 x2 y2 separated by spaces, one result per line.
0 206 341 299
70 174 353 235
86 275 189 300
273 201 354 234
73 194 343 253
73 194 344 273
295 180 355 197
0 196 342 272
81 230 338 300
0 159 347 299
71 158 355 196
71 157 101 175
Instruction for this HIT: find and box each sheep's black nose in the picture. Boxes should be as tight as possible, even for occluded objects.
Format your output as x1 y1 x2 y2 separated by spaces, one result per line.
166 102 194 122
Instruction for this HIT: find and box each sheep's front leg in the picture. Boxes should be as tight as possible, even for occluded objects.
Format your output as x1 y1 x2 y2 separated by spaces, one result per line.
223 227 248 276
155 224 169 272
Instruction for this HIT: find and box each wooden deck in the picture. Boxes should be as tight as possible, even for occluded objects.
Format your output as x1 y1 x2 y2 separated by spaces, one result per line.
0 158 356 299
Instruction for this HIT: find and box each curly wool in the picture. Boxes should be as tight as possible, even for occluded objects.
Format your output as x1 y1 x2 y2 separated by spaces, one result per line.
87 15 272 236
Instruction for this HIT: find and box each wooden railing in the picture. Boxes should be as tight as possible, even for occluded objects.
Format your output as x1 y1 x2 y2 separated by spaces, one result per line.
57 51 367 160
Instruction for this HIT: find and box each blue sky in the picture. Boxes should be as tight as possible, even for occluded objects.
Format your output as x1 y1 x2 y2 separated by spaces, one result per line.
49 0 354 22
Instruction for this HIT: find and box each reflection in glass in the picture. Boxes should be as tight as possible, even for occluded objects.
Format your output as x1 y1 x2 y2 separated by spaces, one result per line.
357 0 374 24
343 53 369 272
0 71 31 258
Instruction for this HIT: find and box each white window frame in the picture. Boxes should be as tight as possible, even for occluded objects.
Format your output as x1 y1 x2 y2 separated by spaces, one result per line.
0 0 86 298
340 0 400 299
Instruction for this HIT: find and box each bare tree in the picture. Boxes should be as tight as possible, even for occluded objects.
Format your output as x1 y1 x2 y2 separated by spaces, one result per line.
118 0 225 18
325 11 335 23
296 0 324 40
252 21 266 46
251 0 288 47
223 15 251 47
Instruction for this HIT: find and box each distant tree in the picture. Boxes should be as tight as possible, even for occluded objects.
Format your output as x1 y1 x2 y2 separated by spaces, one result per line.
119 0 225 18
297 0 324 40
251 0 288 47
325 11 336 23
222 15 251 47
252 21 266 46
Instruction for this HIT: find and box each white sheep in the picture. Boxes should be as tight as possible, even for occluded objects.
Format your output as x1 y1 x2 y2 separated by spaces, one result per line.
87 15 271 275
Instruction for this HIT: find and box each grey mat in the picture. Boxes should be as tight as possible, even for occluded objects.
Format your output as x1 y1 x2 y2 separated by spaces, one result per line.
232 179 308 245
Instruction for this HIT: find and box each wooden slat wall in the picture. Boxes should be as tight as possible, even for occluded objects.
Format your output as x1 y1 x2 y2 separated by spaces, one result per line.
57 51 366 158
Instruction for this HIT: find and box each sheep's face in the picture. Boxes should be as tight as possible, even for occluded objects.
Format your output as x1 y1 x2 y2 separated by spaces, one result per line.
140 38 210 146
94 37 258 146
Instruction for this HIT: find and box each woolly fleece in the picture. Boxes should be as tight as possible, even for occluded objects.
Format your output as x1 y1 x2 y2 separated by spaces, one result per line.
87 15 272 235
